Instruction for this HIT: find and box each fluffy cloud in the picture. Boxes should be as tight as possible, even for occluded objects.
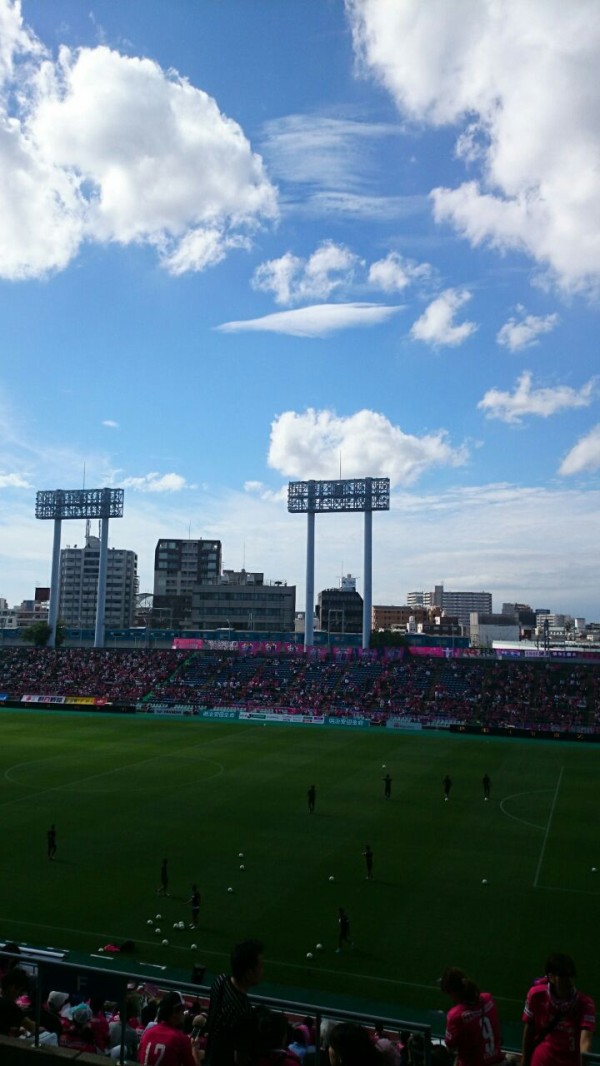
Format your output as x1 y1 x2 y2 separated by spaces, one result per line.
252 241 361 305
0 8 277 279
368 251 432 292
268 408 468 486
410 288 477 347
102 420 119 429
217 302 403 338
347 0 600 292
118 472 190 493
478 371 596 424
497 309 560 352
0 472 30 488
559 425 600 476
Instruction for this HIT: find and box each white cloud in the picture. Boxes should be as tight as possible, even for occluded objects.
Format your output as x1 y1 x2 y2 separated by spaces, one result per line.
268 408 468 486
478 371 597 424
559 424 600 476
410 288 477 347
347 0 600 292
252 241 361 305
0 472 30 488
0 15 277 279
368 250 432 292
217 302 403 338
102 419 119 429
118 472 190 493
497 309 560 351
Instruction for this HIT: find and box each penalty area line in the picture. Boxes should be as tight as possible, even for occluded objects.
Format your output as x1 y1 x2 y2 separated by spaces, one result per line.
533 765 563 889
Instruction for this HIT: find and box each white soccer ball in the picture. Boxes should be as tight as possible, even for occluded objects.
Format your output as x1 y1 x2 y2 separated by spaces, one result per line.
328 875 335 882
155 914 162 920
98 947 104 952
162 939 169 945
382 764 386 768
227 887 234 893
592 867 597 873
238 852 244 858
316 943 323 951
306 952 313 959
147 919 153 926
173 922 178 929
191 943 198 950
179 921 186 929
155 928 161 934
481 879 488 885
240 864 245 870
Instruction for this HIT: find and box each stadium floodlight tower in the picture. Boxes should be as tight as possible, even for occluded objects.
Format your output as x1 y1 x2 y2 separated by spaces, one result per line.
288 477 390 650
35 488 125 649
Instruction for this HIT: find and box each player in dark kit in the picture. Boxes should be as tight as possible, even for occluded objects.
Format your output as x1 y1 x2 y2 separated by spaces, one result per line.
336 908 352 953
158 858 169 895
482 774 491 801
47 824 57 860
443 775 452 801
383 773 392 799
307 784 316 814
188 884 201 929
363 844 374 880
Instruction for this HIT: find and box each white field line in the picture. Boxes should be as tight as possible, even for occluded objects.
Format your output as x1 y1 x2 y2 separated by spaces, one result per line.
0 746 223 808
499 789 551 831
533 765 564 889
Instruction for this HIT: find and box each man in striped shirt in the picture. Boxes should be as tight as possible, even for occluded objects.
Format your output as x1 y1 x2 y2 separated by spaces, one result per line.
204 939 264 1066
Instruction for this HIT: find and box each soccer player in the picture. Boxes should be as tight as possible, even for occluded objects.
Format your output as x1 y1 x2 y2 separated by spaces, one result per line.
47 824 57 860
188 884 201 929
383 773 392 799
336 908 352 953
482 774 491 801
307 785 316 814
441 967 504 1066
522 952 595 1066
158 858 169 896
363 844 374 880
443 775 452 801
138 991 198 1066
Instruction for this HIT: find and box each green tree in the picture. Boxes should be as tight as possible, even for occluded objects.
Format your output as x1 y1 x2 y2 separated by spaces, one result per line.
369 629 407 649
22 620 66 648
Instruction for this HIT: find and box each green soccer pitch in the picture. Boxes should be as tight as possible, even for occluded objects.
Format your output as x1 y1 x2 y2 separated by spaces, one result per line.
1 711 599 1024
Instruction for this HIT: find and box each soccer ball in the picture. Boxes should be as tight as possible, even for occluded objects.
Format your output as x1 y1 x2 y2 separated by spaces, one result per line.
306 952 313 959
162 939 169 946
592 867 597 873
179 921 185 929
227 887 234 893
240 864 245 870
147 919 153 926
481 879 488 885
97 947 104 952
316 943 323 951
382 764 386 768
155 928 161 935
328 875 335 882
173 922 178 929
238 852 244 858
155 914 162 920
191 943 198 950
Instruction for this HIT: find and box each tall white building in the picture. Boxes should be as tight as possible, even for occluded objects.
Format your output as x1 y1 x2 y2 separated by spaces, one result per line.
59 534 138 628
407 584 492 629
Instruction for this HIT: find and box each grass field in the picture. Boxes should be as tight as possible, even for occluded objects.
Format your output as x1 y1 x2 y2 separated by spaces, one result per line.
1 710 599 1031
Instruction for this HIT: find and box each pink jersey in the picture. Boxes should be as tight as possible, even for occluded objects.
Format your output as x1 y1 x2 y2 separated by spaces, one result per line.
139 1021 196 1066
523 981 596 1066
445 992 504 1066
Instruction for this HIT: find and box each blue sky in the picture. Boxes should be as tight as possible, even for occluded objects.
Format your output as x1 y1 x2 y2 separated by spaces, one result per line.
1 0 600 618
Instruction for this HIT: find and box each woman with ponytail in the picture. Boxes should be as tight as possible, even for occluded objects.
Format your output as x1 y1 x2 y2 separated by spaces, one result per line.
440 967 505 1066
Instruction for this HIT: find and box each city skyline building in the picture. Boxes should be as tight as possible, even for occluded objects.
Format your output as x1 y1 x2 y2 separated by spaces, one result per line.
59 533 138 629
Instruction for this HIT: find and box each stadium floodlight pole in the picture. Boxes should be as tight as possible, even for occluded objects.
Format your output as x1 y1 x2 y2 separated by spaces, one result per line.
288 476 390 652
305 480 316 649
363 477 372 651
36 488 125 650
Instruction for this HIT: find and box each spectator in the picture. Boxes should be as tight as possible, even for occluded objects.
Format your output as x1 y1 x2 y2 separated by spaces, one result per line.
204 939 264 1066
441 967 504 1066
138 991 197 1066
522 953 595 1066
328 1023 381 1066
0 967 36 1038
256 1009 300 1066
60 1002 97 1054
